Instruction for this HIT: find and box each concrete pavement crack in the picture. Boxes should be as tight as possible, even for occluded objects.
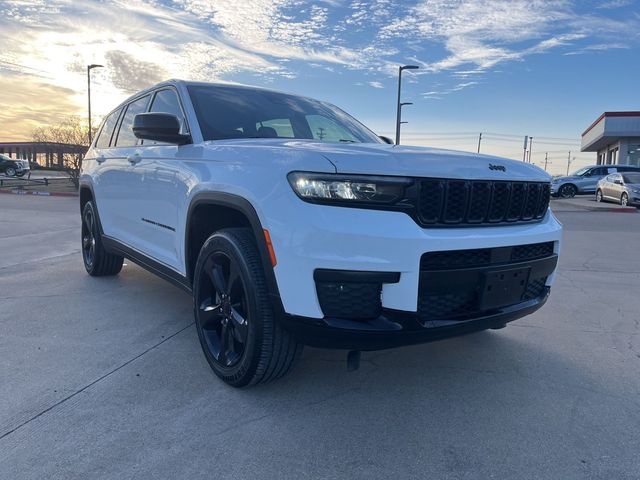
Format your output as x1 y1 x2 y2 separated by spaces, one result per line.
0 321 195 441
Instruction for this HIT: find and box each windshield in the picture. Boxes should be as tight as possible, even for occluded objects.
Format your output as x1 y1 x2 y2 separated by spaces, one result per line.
188 85 382 144
622 173 640 184
571 167 590 176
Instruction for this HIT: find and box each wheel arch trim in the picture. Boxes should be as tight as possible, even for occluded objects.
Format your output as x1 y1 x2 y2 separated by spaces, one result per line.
185 192 285 318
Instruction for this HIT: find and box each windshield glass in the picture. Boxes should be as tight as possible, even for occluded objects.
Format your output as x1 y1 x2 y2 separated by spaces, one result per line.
188 85 382 144
622 173 640 184
571 167 590 176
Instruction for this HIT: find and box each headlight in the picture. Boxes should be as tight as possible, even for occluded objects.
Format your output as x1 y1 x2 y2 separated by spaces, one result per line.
288 172 412 205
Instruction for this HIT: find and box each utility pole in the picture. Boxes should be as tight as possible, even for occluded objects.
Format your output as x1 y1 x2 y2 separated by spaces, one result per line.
477 132 482 153
523 135 528 162
87 63 104 144
566 151 572 176
528 137 533 163
395 65 419 145
544 152 548 171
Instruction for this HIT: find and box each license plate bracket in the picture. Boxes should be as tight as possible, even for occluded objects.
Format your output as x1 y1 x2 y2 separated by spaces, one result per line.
480 266 531 310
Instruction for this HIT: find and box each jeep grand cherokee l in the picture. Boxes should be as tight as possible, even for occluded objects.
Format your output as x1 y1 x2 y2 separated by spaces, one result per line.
80 80 562 387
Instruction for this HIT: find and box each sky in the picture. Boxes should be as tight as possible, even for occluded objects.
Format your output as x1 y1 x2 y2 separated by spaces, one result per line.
0 0 639 174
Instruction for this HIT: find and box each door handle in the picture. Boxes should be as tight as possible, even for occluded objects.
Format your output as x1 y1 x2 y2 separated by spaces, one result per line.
96 155 106 164
127 153 142 165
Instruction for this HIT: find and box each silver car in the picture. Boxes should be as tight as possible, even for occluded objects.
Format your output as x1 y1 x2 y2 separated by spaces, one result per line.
596 172 640 206
551 165 640 198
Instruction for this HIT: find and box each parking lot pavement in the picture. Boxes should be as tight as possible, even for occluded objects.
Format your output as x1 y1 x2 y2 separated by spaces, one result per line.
1 195 639 480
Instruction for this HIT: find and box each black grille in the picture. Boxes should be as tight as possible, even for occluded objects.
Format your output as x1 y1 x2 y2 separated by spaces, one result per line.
417 244 555 323
316 282 381 319
511 242 554 261
417 179 550 226
418 291 477 321
523 277 548 300
421 242 555 270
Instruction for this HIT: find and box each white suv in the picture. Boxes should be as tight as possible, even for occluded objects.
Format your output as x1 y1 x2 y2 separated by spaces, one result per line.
80 80 562 387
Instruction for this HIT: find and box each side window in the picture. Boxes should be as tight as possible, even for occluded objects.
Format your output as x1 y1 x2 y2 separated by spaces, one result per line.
590 168 604 176
95 108 122 149
606 167 618 174
255 118 294 138
114 95 151 147
306 114 358 143
149 89 186 134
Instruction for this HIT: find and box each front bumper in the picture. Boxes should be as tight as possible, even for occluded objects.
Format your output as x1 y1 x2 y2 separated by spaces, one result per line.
281 290 549 350
268 201 562 319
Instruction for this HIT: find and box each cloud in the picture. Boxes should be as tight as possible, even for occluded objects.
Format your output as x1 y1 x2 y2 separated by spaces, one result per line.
0 0 639 138
0 74 80 141
105 50 166 94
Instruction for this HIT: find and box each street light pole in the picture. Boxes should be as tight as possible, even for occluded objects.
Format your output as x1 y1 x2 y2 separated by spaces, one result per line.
87 64 103 145
477 132 482 153
395 65 419 145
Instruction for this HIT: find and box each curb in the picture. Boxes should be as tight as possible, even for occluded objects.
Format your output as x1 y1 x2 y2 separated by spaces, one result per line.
551 205 637 213
0 188 79 198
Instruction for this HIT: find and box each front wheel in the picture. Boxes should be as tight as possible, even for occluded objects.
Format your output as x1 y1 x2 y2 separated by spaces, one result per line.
621 192 629 207
193 228 302 387
596 189 603 203
559 184 577 198
5 167 16 177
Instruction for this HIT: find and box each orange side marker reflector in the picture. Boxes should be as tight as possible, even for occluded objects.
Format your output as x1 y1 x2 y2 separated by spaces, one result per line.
263 229 277 267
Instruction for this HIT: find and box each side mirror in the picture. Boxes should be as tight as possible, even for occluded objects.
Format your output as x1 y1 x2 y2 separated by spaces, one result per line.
133 113 191 145
379 135 394 145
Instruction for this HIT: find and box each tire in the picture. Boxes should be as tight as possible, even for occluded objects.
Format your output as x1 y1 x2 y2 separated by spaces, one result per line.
5 167 16 177
559 184 577 198
595 189 603 203
621 192 629 207
81 201 124 276
193 228 302 387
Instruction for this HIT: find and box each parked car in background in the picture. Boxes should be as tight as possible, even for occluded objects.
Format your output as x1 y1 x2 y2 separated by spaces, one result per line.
596 172 640 206
551 164 640 198
0 153 30 177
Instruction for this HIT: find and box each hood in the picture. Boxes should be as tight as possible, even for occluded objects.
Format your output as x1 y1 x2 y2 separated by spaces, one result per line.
283 141 550 181
553 175 580 182
200 139 550 182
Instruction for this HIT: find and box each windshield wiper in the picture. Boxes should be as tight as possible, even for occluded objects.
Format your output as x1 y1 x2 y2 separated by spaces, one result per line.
339 139 356 143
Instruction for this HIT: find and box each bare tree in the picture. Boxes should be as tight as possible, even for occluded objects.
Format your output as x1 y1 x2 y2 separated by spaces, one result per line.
31 116 98 187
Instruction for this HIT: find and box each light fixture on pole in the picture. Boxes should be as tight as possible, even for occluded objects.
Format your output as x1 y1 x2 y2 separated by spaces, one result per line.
395 65 419 145
87 64 104 144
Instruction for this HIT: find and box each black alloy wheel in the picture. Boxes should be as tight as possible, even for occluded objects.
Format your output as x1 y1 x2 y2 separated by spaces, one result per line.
193 228 302 387
559 184 577 198
82 207 97 270
197 251 250 368
81 201 124 276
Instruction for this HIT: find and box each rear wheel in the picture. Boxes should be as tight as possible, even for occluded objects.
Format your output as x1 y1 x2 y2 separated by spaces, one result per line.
81 201 124 276
5 167 16 177
194 228 302 387
559 184 577 198
596 189 603 202
621 192 629 207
